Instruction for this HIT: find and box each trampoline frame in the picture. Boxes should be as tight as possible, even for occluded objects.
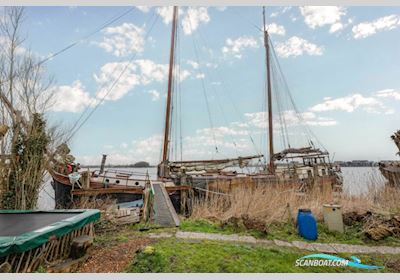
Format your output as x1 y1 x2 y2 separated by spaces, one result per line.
0 209 100 272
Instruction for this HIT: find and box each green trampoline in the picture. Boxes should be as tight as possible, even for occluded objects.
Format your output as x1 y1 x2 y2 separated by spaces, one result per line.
0 209 100 272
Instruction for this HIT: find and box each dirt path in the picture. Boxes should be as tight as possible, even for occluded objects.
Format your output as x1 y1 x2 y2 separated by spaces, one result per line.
149 231 400 255
76 237 152 273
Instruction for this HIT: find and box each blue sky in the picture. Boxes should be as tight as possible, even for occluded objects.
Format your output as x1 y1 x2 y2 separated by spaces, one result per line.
17 6 400 164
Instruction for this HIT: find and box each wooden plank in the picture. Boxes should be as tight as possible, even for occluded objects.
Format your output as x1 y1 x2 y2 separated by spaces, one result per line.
72 188 144 195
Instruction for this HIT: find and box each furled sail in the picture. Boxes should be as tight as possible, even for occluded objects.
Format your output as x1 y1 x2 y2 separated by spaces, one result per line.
168 155 263 173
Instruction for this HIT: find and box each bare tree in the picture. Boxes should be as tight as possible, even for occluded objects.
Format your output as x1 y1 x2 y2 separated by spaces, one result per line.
0 7 62 209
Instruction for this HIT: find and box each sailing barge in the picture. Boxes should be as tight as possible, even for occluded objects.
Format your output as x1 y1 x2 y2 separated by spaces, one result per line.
50 6 342 209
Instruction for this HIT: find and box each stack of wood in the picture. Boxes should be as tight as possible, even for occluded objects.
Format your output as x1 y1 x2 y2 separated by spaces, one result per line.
343 211 400 241
113 208 141 225
103 206 141 226
363 215 400 241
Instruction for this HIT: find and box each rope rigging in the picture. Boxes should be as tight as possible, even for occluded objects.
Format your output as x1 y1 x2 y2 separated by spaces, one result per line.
66 12 159 143
186 13 219 158
189 33 241 159
194 27 263 160
267 35 328 154
39 7 137 66
57 6 329 170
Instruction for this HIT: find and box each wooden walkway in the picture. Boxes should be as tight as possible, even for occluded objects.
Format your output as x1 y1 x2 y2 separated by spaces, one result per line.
152 183 180 227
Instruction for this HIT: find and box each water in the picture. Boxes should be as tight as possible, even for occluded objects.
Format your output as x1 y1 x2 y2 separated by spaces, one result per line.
341 167 386 195
37 166 387 210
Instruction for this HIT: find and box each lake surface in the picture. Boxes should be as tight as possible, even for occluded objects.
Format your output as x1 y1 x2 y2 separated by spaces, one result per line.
37 166 387 210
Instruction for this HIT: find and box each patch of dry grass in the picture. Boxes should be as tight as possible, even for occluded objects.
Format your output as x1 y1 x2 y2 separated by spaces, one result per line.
191 183 400 225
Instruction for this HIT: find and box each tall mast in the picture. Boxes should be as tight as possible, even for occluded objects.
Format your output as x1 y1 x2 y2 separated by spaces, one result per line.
162 6 178 162
263 7 274 173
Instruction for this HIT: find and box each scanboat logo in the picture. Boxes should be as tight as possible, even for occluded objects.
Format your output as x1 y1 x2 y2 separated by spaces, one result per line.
295 253 384 270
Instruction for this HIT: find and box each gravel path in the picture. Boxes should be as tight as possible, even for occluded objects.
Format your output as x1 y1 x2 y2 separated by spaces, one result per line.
149 231 400 255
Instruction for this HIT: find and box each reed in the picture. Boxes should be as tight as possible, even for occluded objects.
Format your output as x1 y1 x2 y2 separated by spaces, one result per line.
191 177 400 225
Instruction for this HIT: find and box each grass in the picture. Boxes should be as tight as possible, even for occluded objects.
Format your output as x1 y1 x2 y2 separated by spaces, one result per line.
179 218 400 246
127 238 398 273
90 218 400 273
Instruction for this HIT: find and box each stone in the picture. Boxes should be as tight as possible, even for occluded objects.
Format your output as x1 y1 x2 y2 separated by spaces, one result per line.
274 239 293 248
292 241 313 251
310 243 337 253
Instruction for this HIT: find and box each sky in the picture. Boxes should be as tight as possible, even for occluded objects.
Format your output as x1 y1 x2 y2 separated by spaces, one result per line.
13 6 400 165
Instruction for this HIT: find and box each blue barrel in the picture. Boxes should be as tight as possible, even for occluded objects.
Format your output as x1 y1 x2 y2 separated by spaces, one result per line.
297 209 318 240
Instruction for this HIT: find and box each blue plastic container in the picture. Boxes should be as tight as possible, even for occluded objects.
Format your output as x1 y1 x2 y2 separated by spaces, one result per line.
297 209 318 240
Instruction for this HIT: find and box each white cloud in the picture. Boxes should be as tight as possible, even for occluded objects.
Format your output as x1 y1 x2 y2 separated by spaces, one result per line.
300 6 346 33
135 59 169 84
222 36 259 59
352 15 400 39
275 36 323 58
136 6 151 13
0 36 27 55
329 22 344 33
96 23 145 57
149 89 160 101
181 126 251 157
50 80 95 113
270 7 291 18
79 135 163 165
187 60 199 69
94 60 169 101
179 68 191 82
266 23 286 36
93 60 191 101
244 110 337 128
195 73 205 79
376 89 400 100
181 7 210 35
94 62 141 101
156 6 175 24
310 93 392 114
77 104 341 164
156 7 209 35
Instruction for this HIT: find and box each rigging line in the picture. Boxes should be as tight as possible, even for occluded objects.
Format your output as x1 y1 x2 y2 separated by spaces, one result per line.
229 7 263 33
66 14 159 143
269 38 327 151
272 63 287 150
260 59 267 164
271 55 290 150
38 7 136 66
195 28 262 158
177 23 183 161
187 14 218 157
173 22 181 162
275 61 291 149
192 185 232 196
191 35 240 158
57 8 154 137
67 11 157 139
